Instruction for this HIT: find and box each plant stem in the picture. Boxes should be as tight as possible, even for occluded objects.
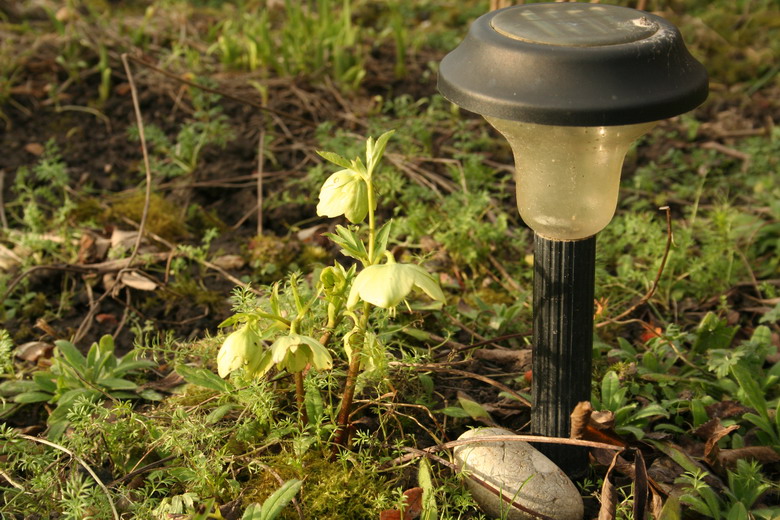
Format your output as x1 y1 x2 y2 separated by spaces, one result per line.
331 302 370 455
366 177 376 265
294 371 307 426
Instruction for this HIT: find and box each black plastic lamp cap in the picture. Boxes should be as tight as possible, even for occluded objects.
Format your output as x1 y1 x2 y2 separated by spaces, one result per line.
438 3 708 126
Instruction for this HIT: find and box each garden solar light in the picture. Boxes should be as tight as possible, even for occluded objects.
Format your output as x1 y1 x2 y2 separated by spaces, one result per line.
438 3 707 476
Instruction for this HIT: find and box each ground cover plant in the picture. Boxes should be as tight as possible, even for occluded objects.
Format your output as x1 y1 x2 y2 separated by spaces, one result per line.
0 0 778 518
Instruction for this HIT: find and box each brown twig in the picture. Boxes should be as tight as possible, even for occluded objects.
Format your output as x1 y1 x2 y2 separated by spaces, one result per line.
107 455 176 487
431 331 532 360
597 206 673 327
386 434 624 468
19 434 119 520
256 130 266 236
72 54 155 343
124 54 315 127
390 361 532 408
488 254 522 292
294 372 307 426
332 353 362 455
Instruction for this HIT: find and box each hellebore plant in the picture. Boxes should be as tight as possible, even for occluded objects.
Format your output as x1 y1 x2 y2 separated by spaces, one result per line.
215 131 445 451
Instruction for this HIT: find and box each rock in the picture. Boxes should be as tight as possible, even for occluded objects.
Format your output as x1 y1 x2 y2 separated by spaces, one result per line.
454 427 584 520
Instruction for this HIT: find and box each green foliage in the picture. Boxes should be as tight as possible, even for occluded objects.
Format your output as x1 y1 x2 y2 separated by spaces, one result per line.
128 85 233 180
206 0 364 88
0 329 13 377
242 479 302 520
677 461 780 520
0 335 156 438
592 370 669 439
10 140 74 235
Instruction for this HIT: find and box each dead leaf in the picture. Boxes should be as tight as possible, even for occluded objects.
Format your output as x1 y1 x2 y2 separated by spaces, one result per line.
210 254 246 270
0 244 23 271
77 231 110 264
598 451 621 520
705 400 752 420
718 446 780 468
379 487 423 520
700 420 739 468
473 348 531 371
649 489 665 519
118 271 158 291
115 83 131 96
570 401 592 440
110 229 140 250
15 341 54 362
634 450 649 520
24 143 45 156
144 371 186 392
591 410 616 430
96 313 119 325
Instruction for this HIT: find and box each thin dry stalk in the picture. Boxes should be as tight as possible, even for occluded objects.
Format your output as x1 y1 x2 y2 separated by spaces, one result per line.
19 434 119 520
597 206 673 327
257 130 266 236
390 361 532 407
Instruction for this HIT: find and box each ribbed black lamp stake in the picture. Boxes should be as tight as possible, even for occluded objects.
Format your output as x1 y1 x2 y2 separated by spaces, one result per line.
438 3 707 477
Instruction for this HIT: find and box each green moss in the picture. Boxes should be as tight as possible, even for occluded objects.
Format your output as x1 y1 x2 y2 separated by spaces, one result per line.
110 191 189 241
244 453 392 519
246 233 302 282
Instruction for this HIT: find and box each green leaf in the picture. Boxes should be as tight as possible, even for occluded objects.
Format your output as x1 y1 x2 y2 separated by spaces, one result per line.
176 365 233 393
0 380 42 396
366 129 394 175
98 377 138 390
326 225 368 263
693 312 738 353
691 399 709 428
418 458 438 520
114 358 156 374
457 393 491 421
731 363 769 419
305 383 324 426
601 371 622 411
47 419 69 440
14 391 54 403
55 340 87 372
439 406 470 418
138 389 165 401
631 403 670 421
206 403 237 424
254 479 303 520
647 440 702 475
316 150 353 171
372 220 393 264
657 495 681 520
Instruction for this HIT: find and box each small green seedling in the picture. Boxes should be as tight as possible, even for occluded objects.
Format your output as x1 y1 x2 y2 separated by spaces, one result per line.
0 335 155 439
214 131 445 449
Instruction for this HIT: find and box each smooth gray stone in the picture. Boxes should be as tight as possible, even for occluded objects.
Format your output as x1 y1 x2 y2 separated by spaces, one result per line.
454 427 584 520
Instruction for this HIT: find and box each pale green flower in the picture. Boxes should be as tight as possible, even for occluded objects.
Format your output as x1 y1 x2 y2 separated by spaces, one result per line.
347 262 445 309
270 334 333 374
316 169 370 223
217 325 269 378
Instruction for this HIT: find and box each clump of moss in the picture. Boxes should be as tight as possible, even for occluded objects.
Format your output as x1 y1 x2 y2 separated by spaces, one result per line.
468 287 516 306
246 233 302 282
111 191 188 241
244 452 392 519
